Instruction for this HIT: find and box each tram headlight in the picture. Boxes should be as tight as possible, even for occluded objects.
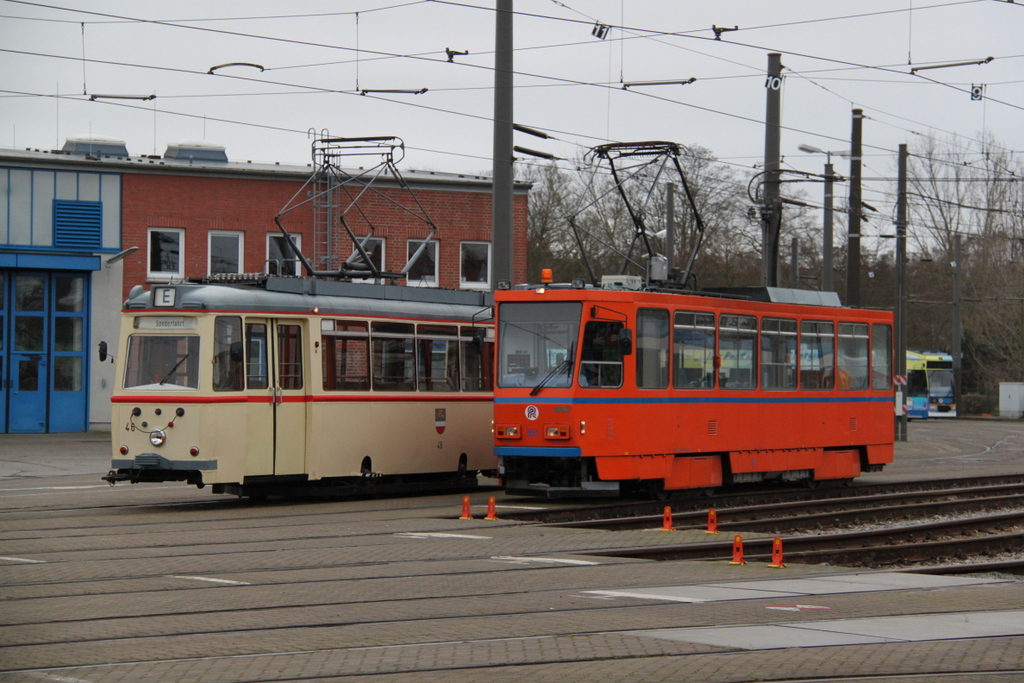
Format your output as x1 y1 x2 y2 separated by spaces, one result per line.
149 429 167 447
496 424 521 439
544 424 570 440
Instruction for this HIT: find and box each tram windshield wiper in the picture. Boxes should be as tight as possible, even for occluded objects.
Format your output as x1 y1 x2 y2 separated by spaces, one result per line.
159 354 190 386
530 343 574 396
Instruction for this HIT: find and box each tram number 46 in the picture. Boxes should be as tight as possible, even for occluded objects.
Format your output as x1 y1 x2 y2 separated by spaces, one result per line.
765 75 783 90
437 441 444 449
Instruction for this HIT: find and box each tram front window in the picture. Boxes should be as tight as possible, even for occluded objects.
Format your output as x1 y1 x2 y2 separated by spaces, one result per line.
124 335 200 390
497 302 581 389
928 369 955 398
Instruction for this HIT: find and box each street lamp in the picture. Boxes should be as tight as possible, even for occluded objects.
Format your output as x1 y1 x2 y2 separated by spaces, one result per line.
798 145 850 292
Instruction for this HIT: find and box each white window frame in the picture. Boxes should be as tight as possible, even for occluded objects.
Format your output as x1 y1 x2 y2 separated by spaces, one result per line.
406 238 438 287
350 236 386 282
460 241 491 290
208 230 244 275
266 233 302 276
147 227 185 281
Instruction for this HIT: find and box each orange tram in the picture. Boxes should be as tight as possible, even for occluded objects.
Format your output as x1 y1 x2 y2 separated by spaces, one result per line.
493 281 895 498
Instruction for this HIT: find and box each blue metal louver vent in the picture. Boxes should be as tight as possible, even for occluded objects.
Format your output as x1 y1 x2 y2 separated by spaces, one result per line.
53 200 103 250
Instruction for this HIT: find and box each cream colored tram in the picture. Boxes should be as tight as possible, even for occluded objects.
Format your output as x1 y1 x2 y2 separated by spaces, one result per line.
102 276 495 497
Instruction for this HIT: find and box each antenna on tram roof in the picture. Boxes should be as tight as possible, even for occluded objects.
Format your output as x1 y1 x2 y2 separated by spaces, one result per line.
568 141 707 291
272 134 439 282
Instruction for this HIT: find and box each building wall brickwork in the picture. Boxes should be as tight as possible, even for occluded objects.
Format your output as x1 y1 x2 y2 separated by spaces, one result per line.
120 171 528 300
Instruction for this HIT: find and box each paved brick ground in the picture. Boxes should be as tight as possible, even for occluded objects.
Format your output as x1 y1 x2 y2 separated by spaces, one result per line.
1 419 1023 682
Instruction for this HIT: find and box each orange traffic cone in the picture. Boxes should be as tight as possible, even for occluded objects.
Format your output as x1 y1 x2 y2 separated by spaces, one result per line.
706 508 719 534
459 496 473 520
768 536 786 568
660 506 674 531
484 496 499 521
729 535 746 565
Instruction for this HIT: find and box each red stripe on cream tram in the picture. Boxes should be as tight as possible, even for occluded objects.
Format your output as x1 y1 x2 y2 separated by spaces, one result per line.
103 276 495 497
493 281 894 498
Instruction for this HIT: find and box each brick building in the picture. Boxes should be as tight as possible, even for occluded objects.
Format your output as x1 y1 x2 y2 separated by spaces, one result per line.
0 137 529 433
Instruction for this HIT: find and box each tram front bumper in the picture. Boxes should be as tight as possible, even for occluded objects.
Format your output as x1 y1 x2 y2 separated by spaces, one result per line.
104 454 217 485
496 447 620 498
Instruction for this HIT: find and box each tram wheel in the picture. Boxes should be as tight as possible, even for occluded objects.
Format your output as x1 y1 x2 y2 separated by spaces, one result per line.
646 480 671 501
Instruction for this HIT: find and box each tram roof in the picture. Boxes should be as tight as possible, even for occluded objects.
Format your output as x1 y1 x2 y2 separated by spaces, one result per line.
124 277 494 322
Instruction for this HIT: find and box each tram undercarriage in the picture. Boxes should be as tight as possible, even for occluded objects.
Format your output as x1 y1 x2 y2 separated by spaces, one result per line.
104 466 493 499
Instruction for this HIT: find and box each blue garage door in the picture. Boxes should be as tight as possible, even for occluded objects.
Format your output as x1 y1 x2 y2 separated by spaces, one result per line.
0 270 90 433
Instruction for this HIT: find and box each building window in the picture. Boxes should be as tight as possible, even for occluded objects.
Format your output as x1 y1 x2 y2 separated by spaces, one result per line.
148 228 184 280
349 236 385 282
407 239 437 286
267 234 302 276
209 231 244 275
460 242 490 289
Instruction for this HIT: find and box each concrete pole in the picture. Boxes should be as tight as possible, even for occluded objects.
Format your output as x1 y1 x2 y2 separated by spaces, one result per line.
491 0 514 289
847 109 863 307
761 53 783 288
895 144 908 442
823 161 835 292
953 234 963 409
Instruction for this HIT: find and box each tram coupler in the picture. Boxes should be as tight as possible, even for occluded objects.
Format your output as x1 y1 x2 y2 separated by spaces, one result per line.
103 469 130 485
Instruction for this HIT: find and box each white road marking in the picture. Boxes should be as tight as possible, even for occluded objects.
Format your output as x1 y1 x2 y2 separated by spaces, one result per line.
395 532 492 539
490 556 600 566
0 556 45 564
27 673 96 683
27 673 95 683
168 575 250 585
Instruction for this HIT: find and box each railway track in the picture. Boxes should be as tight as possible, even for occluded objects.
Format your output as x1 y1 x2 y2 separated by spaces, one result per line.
546 481 1024 533
500 474 1024 524
540 480 1024 570
584 509 1024 566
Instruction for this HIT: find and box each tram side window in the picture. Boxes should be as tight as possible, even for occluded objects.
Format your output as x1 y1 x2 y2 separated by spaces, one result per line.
761 318 797 391
837 322 869 390
872 324 892 391
460 327 493 392
800 321 834 390
123 334 200 389
277 324 303 390
579 321 624 388
636 308 669 389
213 317 244 392
322 320 370 391
674 311 715 389
246 323 268 389
372 322 416 391
718 314 757 390
417 324 460 392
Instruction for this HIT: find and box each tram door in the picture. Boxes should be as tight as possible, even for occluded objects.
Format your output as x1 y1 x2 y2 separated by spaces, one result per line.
245 318 307 476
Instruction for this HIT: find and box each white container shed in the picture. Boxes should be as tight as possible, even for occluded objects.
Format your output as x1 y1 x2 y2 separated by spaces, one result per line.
999 382 1024 419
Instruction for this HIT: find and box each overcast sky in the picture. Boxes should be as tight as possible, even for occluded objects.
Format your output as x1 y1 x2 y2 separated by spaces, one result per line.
2 0 1022 227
